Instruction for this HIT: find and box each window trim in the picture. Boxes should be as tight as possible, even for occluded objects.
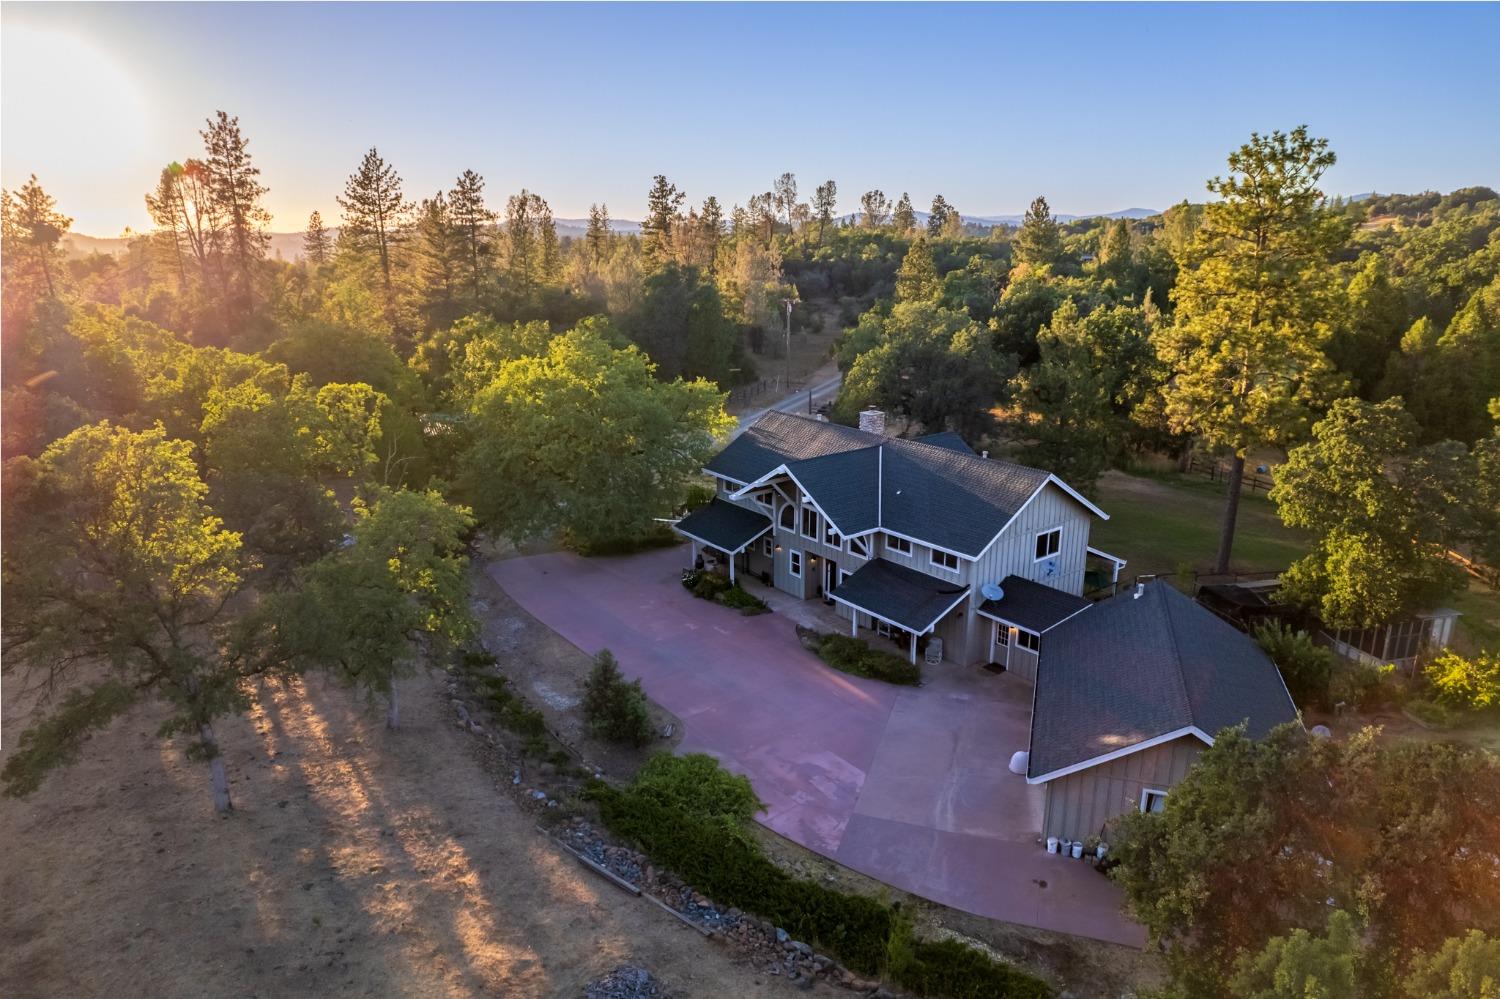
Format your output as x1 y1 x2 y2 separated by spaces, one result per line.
779 503 795 529
847 535 869 558
762 537 773 557
995 622 1009 647
824 525 841 548
929 549 959 573
1140 788 1169 814
801 507 820 542
1034 527 1062 562
788 549 802 578
753 489 772 509
886 533 912 556
1014 629 1040 653
838 569 850 586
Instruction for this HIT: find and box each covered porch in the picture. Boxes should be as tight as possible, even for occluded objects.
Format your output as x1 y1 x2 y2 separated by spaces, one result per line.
671 498 771 585
827 558 970 665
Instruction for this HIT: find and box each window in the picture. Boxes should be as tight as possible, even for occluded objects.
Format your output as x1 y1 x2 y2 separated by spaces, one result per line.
1140 789 1168 814
779 504 795 529
788 549 802 577
721 477 739 494
848 535 869 558
929 549 959 572
1034 528 1062 561
824 524 841 547
1015 629 1040 654
995 622 1009 647
801 507 820 540
762 537 773 557
886 533 912 556
753 489 772 509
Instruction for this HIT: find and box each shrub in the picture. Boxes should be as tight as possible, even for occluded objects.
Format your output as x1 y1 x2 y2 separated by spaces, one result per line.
1329 657 1396 711
1253 622 1335 710
581 649 655 747
566 523 680 556
630 752 763 821
681 569 769 615
1425 650 1500 712
1402 930 1500 999
809 631 921 685
890 936 1054 999
716 584 769 615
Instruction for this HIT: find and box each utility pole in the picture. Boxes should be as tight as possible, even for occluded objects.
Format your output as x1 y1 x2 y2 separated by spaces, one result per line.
781 296 796 391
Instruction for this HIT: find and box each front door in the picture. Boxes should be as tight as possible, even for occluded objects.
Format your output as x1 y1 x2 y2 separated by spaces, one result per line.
824 558 839 597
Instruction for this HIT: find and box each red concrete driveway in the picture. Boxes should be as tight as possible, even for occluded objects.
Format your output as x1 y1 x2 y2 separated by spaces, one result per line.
490 545 1143 947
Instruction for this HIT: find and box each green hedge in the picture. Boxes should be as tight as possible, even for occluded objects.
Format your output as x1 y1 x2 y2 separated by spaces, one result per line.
586 753 1053 997
682 569 770 615
809 631 921 686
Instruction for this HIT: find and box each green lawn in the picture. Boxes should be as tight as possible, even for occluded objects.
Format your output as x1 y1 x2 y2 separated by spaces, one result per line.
1449 579 1500 655
1089 470 1310 579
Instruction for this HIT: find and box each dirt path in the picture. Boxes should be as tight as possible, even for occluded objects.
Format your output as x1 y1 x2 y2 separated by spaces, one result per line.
0 673 819 998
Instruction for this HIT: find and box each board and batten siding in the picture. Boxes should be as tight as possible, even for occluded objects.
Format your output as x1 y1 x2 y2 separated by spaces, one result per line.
1040 736 1205 843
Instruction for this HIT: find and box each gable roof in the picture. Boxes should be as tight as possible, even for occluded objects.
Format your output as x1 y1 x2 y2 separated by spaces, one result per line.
828 558 970 635
1027 582 1299 782
914 430 976 455
710 413 1097 558
976 575 1092 634
672 498 772 555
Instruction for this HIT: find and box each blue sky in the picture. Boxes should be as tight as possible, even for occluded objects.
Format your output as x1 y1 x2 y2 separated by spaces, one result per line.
3 2 1497 235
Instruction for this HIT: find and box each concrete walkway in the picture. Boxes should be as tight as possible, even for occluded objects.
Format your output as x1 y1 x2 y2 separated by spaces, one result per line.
489 545 1143 947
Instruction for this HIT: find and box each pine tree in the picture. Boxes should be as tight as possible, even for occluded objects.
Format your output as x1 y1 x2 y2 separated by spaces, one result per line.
448 168 496 307
1098 217 1133 279
642 174 684 266
927 194 955 237
145 166 191 288
813 180 838 244
413 192 465 328
303 210 331 265
860 190 890 228
1014 195 1063 267
586 202 612 264
773 172 798 229
892 192 916 235
337 147 411 292
894 238 939 303
699 196 725 270
201 111 270 313
2 174 72 299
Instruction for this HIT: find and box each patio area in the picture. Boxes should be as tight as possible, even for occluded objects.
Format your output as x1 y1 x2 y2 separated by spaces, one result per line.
489 543 1143 946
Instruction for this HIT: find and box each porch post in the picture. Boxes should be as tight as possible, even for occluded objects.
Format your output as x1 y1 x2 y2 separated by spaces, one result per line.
851 612 858 637
988 620 995 664
690 541 698 567
909 631 917 665
729 554 736 584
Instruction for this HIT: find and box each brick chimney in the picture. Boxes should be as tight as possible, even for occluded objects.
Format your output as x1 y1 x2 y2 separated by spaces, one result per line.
858 407 887 436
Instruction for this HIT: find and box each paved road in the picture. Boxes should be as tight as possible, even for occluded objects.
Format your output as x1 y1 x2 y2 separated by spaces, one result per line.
734 369 843 435
490 545 1143 947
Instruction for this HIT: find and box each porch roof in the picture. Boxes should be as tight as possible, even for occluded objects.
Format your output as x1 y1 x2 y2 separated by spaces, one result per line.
829 558 969 636
976 575 1092 634
673 498 772 555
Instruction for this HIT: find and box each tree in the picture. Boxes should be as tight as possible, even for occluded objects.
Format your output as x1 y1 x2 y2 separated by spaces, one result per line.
1013 195 1062 268
412 191 466 329
1330 254 1406 396
581 649 654 746
927 194 955 237
1097 218 1134 282
1402 932 1500 999
144 160 224 305
303 210 331 265
1230 911 1362 999
1154 127 1349 573
201 110 270 311
503 190 560 303
772 172 798 229
894 238 940 303
813 180 838 244
1424 650 1500 711
2 424 252 812
448 168 496 308
1271 397 1475 627
2 174 72 299
1385 279 1500 444
586 202 612 264
269 487 474 728
860 189 891 229
621 263 738 382
892 192 916 235
337 147 411 293
642 174 685 266
458 322 733 547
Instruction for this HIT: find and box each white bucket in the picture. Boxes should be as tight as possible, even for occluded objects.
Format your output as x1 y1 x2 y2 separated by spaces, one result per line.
1071 842 1084 859
1046 837 1059 855
1096 843 1109 861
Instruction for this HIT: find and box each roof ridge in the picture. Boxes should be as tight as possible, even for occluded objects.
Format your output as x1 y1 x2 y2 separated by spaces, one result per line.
1155 584 1196 727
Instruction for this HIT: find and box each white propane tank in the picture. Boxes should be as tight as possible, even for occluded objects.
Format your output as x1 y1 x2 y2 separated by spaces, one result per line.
1071 841 1084 859
1046 837 1059 855
1008 751 1029 775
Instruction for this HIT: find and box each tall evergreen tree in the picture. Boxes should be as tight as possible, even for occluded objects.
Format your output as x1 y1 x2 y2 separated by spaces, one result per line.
448 168 496 307
892 192 916 235
337 147 411 292
1014 195 1063 268
773 172 798 229
413 192 466 329
586 202 612 264
1 174 71 299
303 210 331 265
894 238 939 303
1154 126 1349 573
860 190 891 228
813 180 838 244
927 194 955 237
200 110 270 309
1097 217 1134 279
641 174 684 266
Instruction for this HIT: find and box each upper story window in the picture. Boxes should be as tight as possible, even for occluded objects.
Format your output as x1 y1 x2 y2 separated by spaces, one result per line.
886 533 912 556
721 477 738 494
801 507 820 540
824 523 841 547
1034 528 1062 561
779 503 795 529
753 489 772 508
929 549 959 572
848 535 870 558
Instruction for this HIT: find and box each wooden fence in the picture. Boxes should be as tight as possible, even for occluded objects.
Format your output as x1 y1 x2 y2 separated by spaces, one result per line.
1185 456 1275 494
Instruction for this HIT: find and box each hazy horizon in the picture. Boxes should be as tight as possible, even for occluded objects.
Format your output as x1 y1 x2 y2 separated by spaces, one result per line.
4 2 1497 236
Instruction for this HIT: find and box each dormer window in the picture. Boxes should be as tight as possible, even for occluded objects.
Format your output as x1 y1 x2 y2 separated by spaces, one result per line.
824 523 841 547
930 549 959 572
1034 528 1061 561
886 534 912 556
753 489 772 508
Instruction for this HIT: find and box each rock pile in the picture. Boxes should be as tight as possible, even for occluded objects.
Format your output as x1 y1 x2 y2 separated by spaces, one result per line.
585 964 666 999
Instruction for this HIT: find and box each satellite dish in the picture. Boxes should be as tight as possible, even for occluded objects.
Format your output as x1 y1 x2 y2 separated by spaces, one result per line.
981 582 1005 602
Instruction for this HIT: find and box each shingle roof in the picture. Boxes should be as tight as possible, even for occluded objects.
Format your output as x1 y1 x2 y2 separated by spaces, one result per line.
977 576 1092 633
708 413 1069 558
1027 582 1298 781
828 558 970 635
672 498 772 554
914 431 976 455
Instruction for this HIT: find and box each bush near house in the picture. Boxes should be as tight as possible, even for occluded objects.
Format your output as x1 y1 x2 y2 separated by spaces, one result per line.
582 649 655 747
681 568 770 615
800 628 922 686
1253 622 1336 710
585 753 1051 998
1425 650 1500 712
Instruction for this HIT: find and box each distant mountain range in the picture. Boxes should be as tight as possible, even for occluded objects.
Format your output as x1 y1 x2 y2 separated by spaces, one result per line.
60 207 1159 262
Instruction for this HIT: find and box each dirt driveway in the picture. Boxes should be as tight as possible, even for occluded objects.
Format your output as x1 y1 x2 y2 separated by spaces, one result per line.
490 545 1143 947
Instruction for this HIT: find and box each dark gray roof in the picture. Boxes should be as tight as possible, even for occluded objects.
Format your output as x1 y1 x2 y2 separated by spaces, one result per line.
708 413 1069 558
977 576 1091 633
1027 582 1298 781
673 498 771 554
829 558 969 635
914 431 976 455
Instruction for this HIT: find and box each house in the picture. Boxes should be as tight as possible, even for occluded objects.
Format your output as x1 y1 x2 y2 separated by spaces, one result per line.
675 411 1299 844
674 409 1122 669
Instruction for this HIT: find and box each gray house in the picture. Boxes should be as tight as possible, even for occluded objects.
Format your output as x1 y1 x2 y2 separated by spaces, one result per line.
675 411 1299 844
